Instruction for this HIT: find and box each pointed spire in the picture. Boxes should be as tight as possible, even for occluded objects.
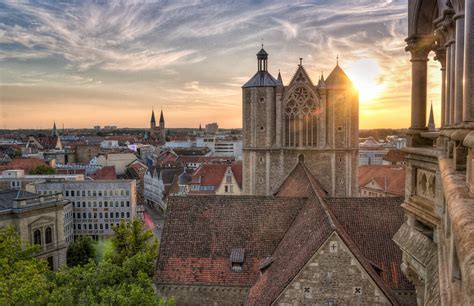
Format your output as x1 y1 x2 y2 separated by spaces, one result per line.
52 121 58 137
277 69 283 85
336 54 339 66
159 107 165 124
150 108 156 124
428 101 436 131
199 123 202 131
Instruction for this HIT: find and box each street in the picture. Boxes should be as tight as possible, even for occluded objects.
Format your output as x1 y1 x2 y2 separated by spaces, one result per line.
143 204 166 240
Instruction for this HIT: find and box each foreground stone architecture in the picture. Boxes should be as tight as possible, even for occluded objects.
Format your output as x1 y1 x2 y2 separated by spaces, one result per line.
0 189 71 270
155 161 416 305
392 0 474 305
242 48 358 197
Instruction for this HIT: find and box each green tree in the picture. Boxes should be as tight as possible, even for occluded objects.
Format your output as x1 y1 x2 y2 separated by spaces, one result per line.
111 219 159 275
66 236 96 267
0 226 52 305
30 164 56 174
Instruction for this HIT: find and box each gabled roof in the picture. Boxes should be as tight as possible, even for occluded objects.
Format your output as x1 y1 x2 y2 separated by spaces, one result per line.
325 64 354 89
358 165 405 196
188 163 243 195
90 166 116 180
274 161 327 198
326 197 412 291
154 196 306 287
287 65 315 87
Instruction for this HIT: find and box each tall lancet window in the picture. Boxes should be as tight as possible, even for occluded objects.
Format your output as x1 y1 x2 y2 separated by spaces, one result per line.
284 86 320 147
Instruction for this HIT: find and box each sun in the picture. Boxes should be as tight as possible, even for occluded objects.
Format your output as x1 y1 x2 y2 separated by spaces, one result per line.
344 59 386 104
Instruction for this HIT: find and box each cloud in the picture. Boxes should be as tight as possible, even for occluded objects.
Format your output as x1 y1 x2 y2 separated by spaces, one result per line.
273 18 299 40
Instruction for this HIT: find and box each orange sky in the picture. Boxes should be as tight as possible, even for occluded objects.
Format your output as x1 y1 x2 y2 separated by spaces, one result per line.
0 0 442 130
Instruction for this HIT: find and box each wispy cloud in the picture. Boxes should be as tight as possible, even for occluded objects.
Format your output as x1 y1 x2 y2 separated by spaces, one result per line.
0 0 427 129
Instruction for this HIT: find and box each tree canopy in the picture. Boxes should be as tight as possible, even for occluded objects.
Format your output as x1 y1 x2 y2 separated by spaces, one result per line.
0 221 170 306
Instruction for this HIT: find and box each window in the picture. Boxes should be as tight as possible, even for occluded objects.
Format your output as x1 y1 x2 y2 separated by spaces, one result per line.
71 190 75 197
99 224 103 229
94 224 97 230
88 224 92 230
121 212 124 218
226 175 232 184
105 224 109 230
65 191 69 196
47 257 54 270
45 227 53 244
126 212 130 218
99 201 102 208
105 212 108 219
104 201 108 208
78 224 81 230
33 229 41 245
126 201 130 207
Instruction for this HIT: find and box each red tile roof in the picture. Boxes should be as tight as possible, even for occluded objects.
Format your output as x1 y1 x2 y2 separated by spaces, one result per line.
358 165 405 196
155 162 412 305
154 196 306 287
326 197 412 291
90 166 116 180
188 163 242 195
4 158 48 174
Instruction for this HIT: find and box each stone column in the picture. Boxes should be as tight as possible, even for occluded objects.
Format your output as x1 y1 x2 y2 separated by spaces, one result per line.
446 44 453 126
449 42 456 125
463 0 474 122
435 47 447 127
406 36 433 130
454 13 465 124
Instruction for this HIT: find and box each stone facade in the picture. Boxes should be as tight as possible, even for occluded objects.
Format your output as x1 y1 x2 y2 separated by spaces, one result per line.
242 50 358 197
275 232 390 305
393 0 474 305
0 190 71 270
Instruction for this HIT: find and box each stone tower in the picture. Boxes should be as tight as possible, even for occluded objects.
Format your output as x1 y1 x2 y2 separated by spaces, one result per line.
159 108 165 140
242 47 359 196
150 108 157 138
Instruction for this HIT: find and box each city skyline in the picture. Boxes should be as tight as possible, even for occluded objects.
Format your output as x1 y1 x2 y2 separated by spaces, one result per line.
1 0 441 129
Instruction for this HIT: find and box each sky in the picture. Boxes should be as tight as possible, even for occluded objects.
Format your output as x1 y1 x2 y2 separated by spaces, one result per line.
0 0 442 129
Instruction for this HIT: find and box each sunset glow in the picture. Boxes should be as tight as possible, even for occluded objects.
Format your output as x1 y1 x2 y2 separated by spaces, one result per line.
345 59 386 104
0 0 442 129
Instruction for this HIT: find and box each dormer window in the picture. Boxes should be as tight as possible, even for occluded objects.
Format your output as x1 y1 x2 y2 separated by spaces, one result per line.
230 248 244 272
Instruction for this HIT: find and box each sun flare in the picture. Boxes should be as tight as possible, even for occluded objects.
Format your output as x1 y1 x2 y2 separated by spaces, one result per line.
345 59 386 104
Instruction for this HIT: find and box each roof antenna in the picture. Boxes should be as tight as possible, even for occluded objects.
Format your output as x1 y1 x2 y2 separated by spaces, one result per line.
261 38 264 49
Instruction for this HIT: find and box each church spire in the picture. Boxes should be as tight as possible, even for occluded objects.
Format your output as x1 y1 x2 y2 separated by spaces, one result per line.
150 108 156 125
159 108 165 124
52 122 58 137
428 101 435 131
277 69 283 85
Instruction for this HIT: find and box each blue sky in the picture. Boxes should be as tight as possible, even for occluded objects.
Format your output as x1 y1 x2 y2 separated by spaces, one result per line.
0 0 442 129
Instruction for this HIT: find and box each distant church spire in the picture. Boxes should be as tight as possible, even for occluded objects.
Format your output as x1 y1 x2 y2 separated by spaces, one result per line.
277 69 283 85
52 122 58 137
428 101 436 131
150 108 156 125
159 108 165 124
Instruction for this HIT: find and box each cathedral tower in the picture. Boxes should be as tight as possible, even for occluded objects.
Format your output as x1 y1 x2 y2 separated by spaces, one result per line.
242 48 358 196
150 108 157 138
159 108 165 140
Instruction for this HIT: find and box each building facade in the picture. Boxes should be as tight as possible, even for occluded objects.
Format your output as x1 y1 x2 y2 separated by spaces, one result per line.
242 48 359 196
30 180 137 240
0 190 71 270
393 0 474 305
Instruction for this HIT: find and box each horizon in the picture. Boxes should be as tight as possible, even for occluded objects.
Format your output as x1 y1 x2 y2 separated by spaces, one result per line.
1 0 442 129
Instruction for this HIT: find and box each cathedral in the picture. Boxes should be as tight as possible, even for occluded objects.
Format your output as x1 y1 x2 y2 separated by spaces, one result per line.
242 46 358 196
148 108 165 142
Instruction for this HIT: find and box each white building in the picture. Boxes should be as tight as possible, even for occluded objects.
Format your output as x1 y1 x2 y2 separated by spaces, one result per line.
143 169 165 211
0 169 84 190
29 180 137 240
100 140 119 149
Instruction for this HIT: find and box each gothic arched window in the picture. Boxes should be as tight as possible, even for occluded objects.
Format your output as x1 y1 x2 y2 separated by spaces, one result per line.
33 229 41 245
284 86 321 147
45 227 53 244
